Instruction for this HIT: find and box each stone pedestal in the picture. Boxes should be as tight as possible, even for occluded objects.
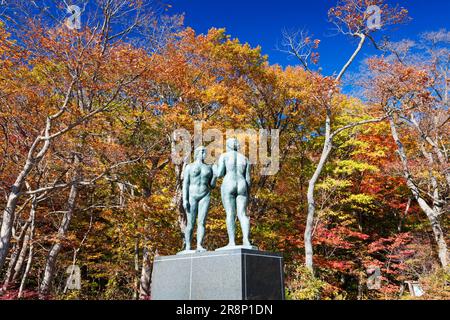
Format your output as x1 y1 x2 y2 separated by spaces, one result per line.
150 248 285 300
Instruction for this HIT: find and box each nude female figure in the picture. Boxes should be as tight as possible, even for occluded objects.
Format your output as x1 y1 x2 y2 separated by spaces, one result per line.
216 138 254 249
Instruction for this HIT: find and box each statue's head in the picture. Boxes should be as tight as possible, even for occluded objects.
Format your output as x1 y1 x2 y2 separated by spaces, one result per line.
194 146 207 161
226 138 240 152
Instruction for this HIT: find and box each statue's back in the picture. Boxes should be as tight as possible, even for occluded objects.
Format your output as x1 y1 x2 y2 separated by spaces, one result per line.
223 151 248 177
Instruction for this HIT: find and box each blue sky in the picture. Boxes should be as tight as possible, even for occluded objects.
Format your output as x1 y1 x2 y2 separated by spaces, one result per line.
169 0 450 77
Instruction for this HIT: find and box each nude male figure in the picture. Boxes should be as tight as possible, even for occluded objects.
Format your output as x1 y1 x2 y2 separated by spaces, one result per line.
180 146 216 254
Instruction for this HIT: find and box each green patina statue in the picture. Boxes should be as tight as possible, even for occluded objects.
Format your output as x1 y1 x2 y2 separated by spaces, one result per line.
179 146 216 255
178 138 255 255
215 138 255 250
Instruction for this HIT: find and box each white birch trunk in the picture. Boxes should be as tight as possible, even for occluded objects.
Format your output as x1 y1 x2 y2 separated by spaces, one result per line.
388 116 448 268
18 197 37 299
40 156 80 297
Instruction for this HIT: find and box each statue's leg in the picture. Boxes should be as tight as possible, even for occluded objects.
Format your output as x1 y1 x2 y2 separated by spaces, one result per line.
185 199 198 251
221 188 237 246
236 194 251 246
196 194 210 251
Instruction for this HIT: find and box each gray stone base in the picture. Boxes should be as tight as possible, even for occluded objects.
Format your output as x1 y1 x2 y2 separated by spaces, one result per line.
150 248 285 300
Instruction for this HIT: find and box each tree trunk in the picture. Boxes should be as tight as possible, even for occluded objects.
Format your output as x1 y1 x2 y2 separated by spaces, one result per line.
0 168 32 271
388 115 448 269
305 109 333 273
18 197 37 299
0 112 60 271
133 236 140 300
2 218 31 291
174 164 187 242
139 243 152 299
430 215 448 268
0 82 74 271
11 233 30 283
357 274 364 300
410 114 450 189
303 34 367 273
40 163 80 297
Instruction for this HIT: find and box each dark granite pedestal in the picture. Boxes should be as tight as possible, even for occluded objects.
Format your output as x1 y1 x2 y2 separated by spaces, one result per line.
150 249 285 300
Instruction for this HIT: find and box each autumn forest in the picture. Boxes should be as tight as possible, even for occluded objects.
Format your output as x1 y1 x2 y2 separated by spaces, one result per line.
0 0 448 300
